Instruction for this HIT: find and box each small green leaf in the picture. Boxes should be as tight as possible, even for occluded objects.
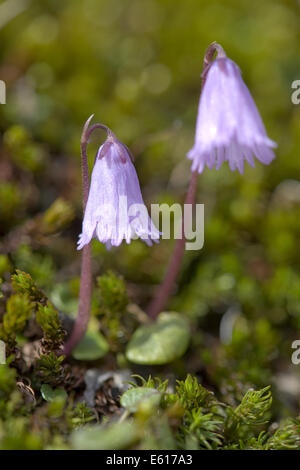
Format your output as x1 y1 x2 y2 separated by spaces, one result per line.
72 329 109 361
126 312 190 365
40 384 67 403
120 387 161 412
71 421 136 450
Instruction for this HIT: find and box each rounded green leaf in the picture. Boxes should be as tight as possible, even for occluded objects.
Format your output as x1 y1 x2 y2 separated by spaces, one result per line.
126 312 190 365
72 329 109 360
120 387 161 412
71 421 136 450
41 384 67 403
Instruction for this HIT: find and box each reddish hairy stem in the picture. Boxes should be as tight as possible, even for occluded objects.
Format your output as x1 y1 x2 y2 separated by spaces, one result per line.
63 115 108 356
147 42 222 320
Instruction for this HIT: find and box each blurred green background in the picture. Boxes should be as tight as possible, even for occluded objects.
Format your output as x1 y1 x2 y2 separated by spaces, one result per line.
1 0 300 414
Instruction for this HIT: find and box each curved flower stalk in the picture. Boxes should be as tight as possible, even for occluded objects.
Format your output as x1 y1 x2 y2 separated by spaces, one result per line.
187 47 277 174
148 42 277 319
64 117 159 355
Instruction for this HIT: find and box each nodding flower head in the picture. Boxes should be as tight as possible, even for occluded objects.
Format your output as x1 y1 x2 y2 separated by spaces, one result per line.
78 129 160 250
187 47 277 174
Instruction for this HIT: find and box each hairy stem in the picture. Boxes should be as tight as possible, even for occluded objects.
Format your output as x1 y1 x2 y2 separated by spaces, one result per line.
147 42 222 320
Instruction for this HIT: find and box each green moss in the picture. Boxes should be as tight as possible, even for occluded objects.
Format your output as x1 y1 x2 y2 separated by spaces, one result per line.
97 270 128 315
39 198 75 235
0 294 34 349
11 270 47 304
36 302 65 350
37 352 65 385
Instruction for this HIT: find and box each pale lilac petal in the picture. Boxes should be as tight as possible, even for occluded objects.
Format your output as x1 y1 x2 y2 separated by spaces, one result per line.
78 139 160 250
242 146 255 168
216 146 225 170
187 57 277 174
